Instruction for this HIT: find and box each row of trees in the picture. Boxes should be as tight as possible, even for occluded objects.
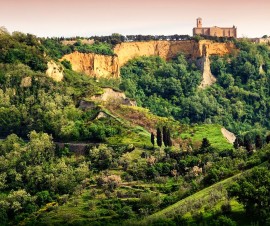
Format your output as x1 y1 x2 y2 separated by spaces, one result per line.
234 134 270 152
151 127 172 147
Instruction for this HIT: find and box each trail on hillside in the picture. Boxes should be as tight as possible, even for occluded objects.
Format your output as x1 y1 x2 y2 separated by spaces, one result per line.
221 127 236 144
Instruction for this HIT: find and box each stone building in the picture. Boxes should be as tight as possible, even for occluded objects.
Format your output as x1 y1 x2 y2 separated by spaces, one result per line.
193 18 237 38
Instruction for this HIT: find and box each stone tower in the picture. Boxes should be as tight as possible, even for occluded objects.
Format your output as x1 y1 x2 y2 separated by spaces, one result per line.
197 17 202 28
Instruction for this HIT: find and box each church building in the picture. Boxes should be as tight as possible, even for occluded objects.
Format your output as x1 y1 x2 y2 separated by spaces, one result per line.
193 18 237 38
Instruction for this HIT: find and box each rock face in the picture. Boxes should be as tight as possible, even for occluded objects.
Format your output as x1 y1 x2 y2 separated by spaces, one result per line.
62 40 235 79
46 61 64 82
114 40 200 67
91 88 136 106
20 77 32 88
62 52 119 78
197 56 216 88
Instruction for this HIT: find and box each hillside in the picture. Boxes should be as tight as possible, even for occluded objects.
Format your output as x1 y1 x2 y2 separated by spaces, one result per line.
62 40 235 79
0 29 270 225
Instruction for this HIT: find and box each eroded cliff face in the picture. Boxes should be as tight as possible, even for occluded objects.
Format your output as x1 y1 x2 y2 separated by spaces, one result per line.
91 88 136 106
198 56 217 88
114 40 201 67
46 61 64 82
62 52 119 78
61 40 235 80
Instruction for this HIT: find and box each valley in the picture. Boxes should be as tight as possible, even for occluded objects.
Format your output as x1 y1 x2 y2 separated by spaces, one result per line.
0 28 270 225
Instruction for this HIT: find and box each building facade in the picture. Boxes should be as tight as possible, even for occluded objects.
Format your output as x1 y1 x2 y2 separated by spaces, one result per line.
193 18 237 38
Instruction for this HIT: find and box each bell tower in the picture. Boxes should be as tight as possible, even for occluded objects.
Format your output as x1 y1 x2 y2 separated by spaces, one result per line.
197 17 202 28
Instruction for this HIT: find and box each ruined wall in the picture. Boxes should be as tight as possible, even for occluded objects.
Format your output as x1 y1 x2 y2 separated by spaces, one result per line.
61 40 235 78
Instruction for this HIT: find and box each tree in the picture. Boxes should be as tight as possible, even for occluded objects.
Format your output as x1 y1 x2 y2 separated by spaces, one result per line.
200 138 211 152
162 126 168 146
157 128 162 147
266 134 270 144
228 167 270 222
255 135 263 149
151 132 155 147
244 135 253 153
233 137 240 149
167 129 172 147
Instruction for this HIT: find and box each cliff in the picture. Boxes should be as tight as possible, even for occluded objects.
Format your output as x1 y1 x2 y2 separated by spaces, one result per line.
46 61 64 82
61 40 235 79
114 40 200 67
62 52 119 78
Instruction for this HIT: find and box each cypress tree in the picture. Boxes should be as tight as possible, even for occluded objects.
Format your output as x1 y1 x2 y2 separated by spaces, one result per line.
151 132 155 147
157 128 162 147
233 137 240 149
163 126 168 147
167 129 172 147
244 135 253 153
255 135 263 149
266 134 270 144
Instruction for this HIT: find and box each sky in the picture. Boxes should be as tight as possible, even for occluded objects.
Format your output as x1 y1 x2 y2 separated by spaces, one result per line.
1 0 270 38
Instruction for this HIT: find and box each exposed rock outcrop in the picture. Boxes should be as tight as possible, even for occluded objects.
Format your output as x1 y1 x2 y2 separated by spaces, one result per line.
46 61 64 82
114 40 200 67
62 52 119 78
91 88 136 106
20 76 32 88
62 40 235 81
198 56 216 88
197 44 217 88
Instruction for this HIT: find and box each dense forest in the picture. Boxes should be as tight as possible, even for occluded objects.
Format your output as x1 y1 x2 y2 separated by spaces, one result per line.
0 28 270 225
120 40 270 140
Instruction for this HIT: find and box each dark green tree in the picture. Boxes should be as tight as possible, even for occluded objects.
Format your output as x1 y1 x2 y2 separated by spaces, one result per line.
200 138 211 152
228 167 270 222
266 134 270 144
157 128 162 147
167 129 172 147
162 126 168 147
233 137 240 149
151 132 155 147
255 135 263 149
244 135 253 153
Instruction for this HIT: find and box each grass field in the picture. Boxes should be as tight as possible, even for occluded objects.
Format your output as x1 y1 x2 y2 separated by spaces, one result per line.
181 124 233 150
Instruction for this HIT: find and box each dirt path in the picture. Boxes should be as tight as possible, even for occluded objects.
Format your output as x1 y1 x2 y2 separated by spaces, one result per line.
221 127 236 144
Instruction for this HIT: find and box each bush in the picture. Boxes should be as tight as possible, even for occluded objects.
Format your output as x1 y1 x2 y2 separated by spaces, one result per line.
221 202 232 214
117 206 135 219
213 215 236 226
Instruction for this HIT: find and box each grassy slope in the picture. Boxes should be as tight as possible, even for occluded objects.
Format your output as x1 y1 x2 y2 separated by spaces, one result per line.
141 172 242 224
181 124 233 150
105 105 232 150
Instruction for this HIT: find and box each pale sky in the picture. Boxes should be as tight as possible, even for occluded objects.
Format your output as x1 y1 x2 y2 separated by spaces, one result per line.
1 0 269 38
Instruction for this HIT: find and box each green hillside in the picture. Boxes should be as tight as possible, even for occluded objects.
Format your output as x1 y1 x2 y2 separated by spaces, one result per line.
0 29 270 225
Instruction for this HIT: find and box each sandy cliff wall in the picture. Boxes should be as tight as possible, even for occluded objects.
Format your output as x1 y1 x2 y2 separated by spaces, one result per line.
114 40 200 67
62 52 119 78
62 40 235 78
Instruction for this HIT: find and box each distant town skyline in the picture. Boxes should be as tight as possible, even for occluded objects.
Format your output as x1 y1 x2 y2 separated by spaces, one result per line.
1 0 270 38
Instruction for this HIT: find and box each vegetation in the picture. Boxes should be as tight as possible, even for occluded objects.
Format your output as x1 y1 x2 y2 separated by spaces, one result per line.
0 28 270 225
120 40 270 138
